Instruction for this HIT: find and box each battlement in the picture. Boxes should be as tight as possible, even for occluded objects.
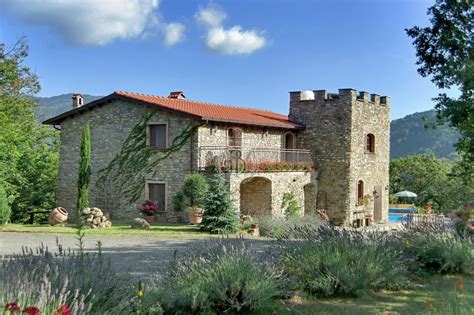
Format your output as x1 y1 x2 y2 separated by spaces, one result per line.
290 88 390 106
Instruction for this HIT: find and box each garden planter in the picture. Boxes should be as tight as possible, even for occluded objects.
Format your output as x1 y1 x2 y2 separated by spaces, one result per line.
251 223 259 229
48 207 68 225
143 215 156 224
187 207 203 225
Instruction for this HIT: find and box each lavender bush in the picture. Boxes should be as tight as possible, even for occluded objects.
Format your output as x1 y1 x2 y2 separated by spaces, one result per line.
145 238 282 314
255 214 325 239
1 235 135 314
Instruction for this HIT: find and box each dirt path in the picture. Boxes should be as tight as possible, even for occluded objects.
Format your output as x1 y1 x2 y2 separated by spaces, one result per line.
0 232 272 278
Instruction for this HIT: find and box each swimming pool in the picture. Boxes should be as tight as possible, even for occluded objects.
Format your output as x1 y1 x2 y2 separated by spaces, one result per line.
388 208 417 223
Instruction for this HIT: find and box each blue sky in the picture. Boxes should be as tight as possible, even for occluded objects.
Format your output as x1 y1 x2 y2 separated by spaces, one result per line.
0 0 447 119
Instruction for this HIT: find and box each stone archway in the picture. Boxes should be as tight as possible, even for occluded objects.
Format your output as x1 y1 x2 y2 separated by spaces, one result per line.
240 177 272 216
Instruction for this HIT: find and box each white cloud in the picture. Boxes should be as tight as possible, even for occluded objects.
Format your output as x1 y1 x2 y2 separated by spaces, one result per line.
205 26 266 55
195 4 266 55
163 22 185 46
195 4 227 27
1 0 160 45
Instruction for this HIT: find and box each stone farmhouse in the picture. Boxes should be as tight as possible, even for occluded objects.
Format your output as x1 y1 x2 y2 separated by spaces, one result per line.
44 88 390 226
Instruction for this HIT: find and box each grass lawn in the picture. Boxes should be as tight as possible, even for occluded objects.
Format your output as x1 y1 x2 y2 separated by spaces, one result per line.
1 223 214 238
278 275 474 314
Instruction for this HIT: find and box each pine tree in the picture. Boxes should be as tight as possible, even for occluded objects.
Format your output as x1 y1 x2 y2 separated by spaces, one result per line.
201 174 239 234
76 123 91 221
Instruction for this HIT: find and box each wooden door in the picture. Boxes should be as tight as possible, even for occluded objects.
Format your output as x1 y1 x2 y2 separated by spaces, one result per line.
374 185 382 222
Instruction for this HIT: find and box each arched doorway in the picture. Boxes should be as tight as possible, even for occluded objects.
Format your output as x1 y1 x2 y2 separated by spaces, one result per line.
240 177 272 216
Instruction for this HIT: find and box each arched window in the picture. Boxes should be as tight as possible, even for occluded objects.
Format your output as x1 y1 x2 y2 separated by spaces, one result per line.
357 180 364 202
282 132 296 162
366 133 375 153
228 128 242 148
284 132 295 150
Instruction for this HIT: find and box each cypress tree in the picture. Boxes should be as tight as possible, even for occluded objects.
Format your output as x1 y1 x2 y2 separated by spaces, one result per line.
76 123 91 221
201 174 239 234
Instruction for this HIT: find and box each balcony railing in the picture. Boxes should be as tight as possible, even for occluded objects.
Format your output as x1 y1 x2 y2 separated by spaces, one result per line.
198 146 314 173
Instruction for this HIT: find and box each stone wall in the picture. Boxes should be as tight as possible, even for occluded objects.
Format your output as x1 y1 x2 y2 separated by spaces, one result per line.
198 124 294 149
57 100 198 221
289 90 354 223
227 172 313 217
349 92 390 223
289 89 390 225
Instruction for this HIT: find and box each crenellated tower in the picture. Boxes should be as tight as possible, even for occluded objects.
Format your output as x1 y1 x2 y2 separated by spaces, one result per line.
289 88 390 225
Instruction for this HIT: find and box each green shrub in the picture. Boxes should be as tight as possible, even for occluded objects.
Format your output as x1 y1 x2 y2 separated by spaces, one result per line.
182 173 209 207
282 192 301 217
152 239 282 314
398 230 474 274
201 174 239 234
282 225 411 297
256 215 324 239
0 184 11 225
172 191 184 213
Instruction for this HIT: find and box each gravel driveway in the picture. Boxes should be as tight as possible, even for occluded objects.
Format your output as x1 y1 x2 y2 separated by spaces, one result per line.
0 232 272 278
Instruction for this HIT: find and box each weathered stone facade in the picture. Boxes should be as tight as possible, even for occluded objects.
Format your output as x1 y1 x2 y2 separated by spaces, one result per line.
289 89 390 224
52 87 389 225
57 100 198 221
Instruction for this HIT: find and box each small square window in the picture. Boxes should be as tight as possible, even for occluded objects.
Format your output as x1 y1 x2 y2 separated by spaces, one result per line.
148 124 167 149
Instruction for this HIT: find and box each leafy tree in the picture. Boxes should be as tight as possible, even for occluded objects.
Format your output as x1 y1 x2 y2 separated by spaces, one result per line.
390 154 473 212
282 192 301 217
406 0 474 177
182 173 209 207
76 123 91 219
0 38 59 222
0 182 11 224
201 174 239 234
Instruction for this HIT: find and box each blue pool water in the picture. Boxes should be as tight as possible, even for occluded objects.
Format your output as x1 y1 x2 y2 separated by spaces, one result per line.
388 208 417 223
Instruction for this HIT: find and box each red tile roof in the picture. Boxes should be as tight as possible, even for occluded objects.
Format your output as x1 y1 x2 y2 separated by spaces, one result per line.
44 91 303 129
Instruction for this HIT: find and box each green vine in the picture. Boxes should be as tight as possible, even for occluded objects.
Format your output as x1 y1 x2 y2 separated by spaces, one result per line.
97 111 202 204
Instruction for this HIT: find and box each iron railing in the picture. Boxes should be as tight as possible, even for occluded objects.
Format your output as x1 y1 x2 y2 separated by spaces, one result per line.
198 146 314 172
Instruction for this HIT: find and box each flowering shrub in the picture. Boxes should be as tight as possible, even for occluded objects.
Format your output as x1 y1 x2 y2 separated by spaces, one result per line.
138 199 158 216
4 303 42 315
206 159 314 173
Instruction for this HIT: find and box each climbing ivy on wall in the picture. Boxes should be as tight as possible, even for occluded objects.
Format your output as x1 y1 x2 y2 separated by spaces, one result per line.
97 111 202 204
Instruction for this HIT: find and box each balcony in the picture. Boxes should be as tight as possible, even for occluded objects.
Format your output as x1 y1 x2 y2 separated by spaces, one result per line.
198 146 314 173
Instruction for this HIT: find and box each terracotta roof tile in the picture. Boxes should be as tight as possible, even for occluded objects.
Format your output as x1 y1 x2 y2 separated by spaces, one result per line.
114 91 303 129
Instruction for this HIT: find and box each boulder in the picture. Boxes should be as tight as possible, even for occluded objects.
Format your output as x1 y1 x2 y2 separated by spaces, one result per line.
131 218 150 230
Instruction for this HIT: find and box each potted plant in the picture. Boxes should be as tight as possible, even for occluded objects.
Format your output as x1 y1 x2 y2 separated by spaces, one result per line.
138 199 158 223
182 173 209 225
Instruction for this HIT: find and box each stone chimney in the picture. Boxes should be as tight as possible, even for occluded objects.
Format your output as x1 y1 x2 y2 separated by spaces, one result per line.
168 91 186 99
72 93 84 109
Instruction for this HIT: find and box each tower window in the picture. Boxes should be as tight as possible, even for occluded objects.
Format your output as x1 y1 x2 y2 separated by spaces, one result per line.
366 133 375 153
357 180 364 204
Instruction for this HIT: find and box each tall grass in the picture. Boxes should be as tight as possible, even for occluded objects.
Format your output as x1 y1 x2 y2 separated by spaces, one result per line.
281 225 412 297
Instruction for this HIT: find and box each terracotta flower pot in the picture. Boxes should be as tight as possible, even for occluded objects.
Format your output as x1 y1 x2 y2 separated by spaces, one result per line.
187 207 203 225
48 207 68 225
251 223 259 229
143 214 156 224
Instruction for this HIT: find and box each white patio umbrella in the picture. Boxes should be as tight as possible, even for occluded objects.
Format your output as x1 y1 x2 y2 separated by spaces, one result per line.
395 191 418 198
